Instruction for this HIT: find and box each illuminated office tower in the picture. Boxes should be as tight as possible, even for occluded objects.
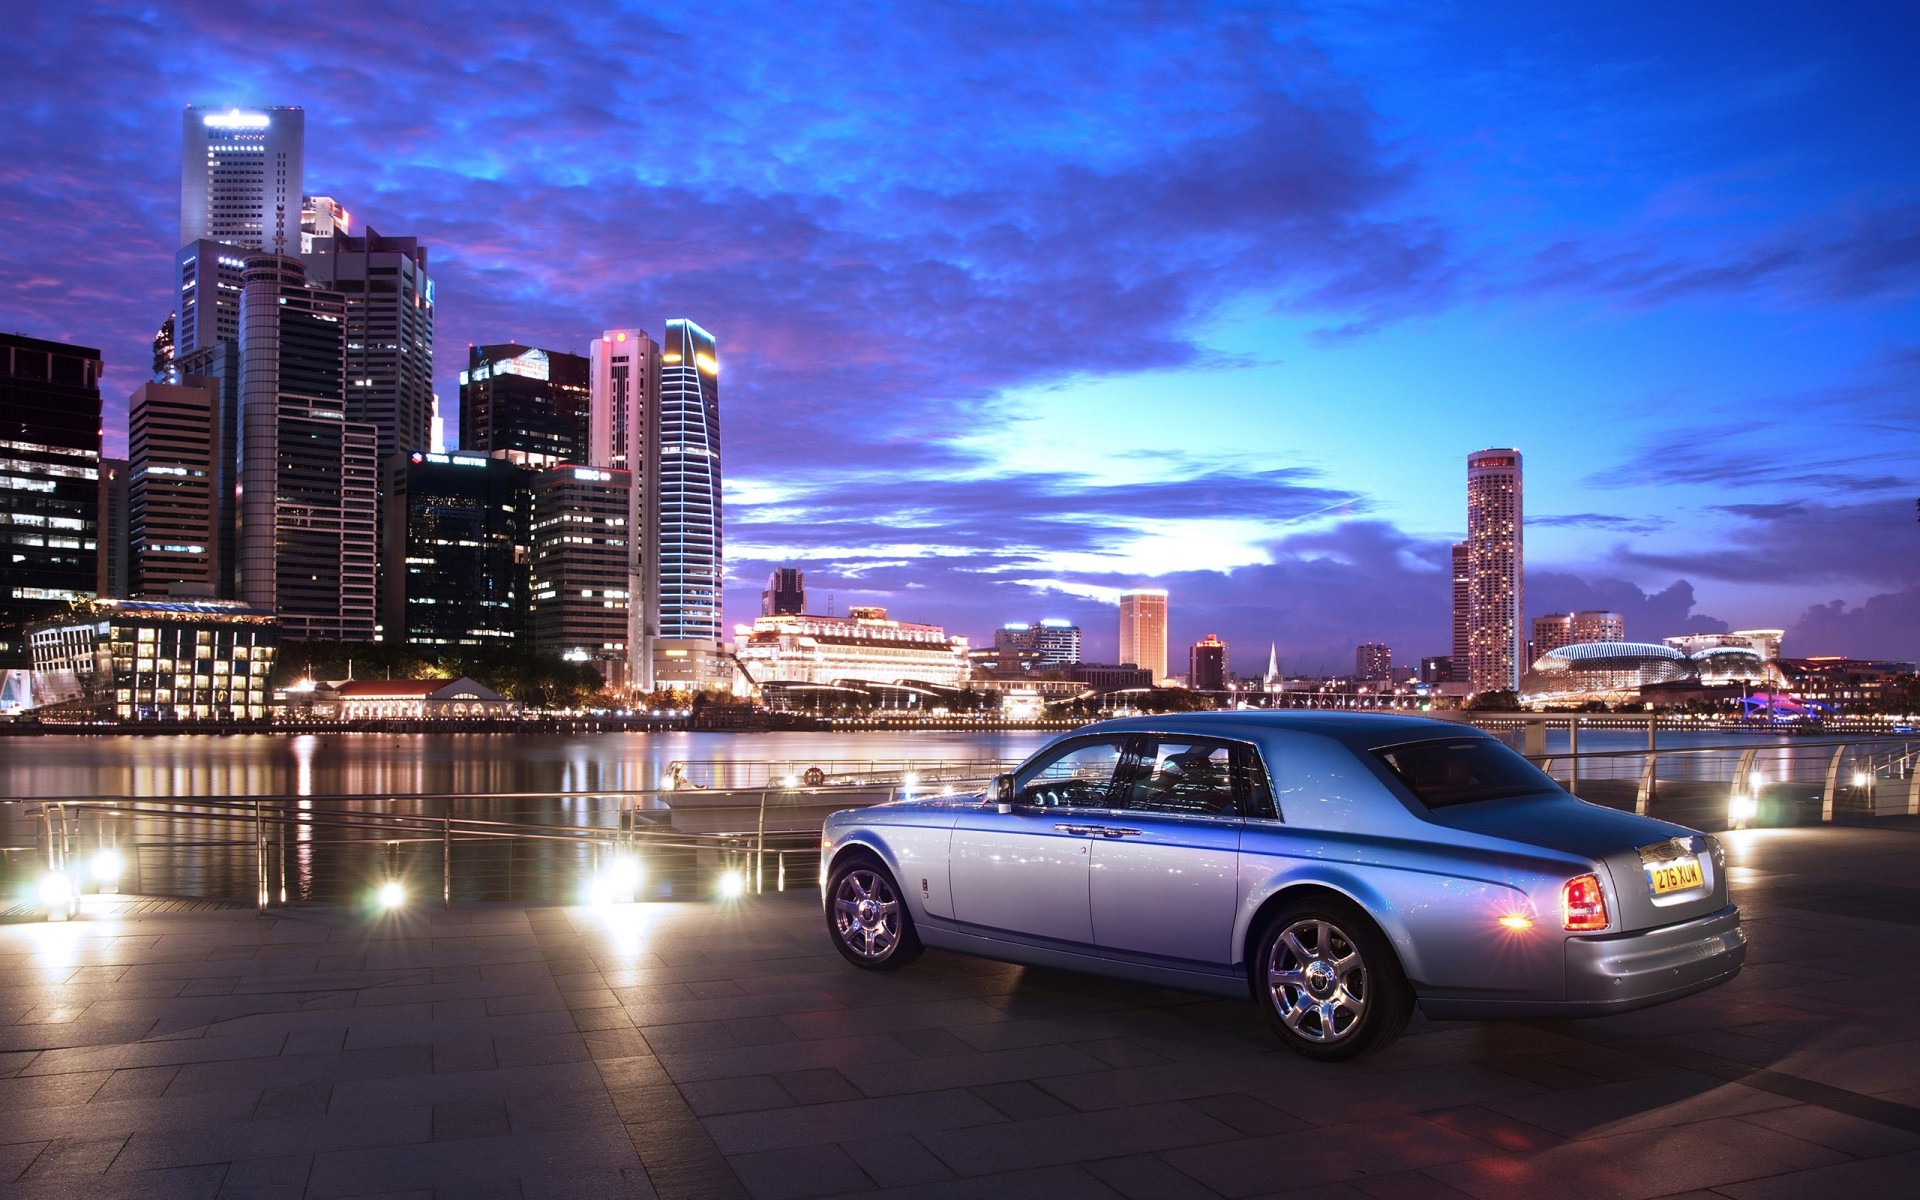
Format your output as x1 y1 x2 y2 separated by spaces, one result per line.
383 451 533 648
1118 588 1169 683
763 568 805 617
173 240 250 360
1190 634 1227 691
96 458 130 600
302 224 435 464
180 105 305 253
1451 542 1470 666
590 328 659 684
651 320 723 689
128 379 225 597
1465 448 1524 694
531 466 631 688
1356 642 1392 682
236 255 377 641
0 333 102 659
459 344 591 467
300 196 350 254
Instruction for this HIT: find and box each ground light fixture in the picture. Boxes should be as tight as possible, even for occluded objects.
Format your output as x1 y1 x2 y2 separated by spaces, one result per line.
39 872 76 921
586 855 644 906
1728 792 1759 828
377 881 406 910
90 849 123 893
718 869 746 899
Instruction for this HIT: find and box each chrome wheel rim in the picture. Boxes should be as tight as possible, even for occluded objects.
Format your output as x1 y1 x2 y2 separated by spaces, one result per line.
833 869 901 960
1267 917 1368 1043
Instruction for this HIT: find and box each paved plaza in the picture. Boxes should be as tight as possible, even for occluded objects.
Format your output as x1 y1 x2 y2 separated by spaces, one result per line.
2 822 1918 1199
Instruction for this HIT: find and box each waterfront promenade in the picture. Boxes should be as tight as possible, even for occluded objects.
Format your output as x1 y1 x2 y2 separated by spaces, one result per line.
2 822 1918 1199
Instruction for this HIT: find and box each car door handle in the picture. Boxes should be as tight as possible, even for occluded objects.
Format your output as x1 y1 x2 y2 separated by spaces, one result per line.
1094 827 1143 838
1053 823 1104 836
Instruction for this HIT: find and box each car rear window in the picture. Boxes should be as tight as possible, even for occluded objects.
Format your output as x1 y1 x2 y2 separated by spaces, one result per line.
1372 738 1559 808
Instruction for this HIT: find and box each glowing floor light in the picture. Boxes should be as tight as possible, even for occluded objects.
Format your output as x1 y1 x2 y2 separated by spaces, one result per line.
377 881 406 910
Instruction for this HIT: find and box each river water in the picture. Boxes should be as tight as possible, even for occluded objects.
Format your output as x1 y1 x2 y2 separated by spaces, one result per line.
0 724 1888 905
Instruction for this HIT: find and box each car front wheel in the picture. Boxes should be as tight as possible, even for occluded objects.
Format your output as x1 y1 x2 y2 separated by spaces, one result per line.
1255 896 1411 1061
825 854 923 970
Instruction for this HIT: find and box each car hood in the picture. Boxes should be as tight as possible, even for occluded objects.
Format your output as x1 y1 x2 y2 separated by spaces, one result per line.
1421 792 1694 857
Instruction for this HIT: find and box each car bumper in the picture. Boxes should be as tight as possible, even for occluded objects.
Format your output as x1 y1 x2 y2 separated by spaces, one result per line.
1419 904 1746 1021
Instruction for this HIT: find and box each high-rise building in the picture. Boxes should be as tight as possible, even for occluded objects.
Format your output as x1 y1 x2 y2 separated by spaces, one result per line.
531 465 631 688
458 344 591 467
1572 610 1625 644
170 342 241 596
151 315 174 381
299 195 350 254
1190 634 1228 692
0 333 102 660
1465 449 1524 694
173 240 251 363
128 379 225 597
1420 656 1454 684
652 320 724 689
590 328 660 685
763 568 805 617
1118 588 1168 682
302 226 435 464
1450 542 1470 666
1531 613 1574 663
96 458 130 600
1356 642 1392 682
236 254 377 641
180 105 305 253
997 619 1082 668
383 451 534 647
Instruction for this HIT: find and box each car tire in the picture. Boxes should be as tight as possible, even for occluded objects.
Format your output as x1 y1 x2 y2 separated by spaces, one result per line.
825 852 923 970
1253 895 1412 1061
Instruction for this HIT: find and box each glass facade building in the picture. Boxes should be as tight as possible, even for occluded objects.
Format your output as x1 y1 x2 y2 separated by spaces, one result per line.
382 451 533 647
458 345 591 467
27 598 278 721
531 466 631 688
652 320 723 688
1118 588 1168 683
0 333 102 662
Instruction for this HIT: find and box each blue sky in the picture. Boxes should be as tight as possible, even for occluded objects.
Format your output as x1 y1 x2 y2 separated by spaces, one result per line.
2 1 1916 670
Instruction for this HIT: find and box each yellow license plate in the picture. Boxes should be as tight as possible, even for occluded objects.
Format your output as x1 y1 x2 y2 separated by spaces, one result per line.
1647 858 1704 895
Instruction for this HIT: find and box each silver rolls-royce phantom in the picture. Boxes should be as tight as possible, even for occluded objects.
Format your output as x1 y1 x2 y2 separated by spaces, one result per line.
820 712 1746 1060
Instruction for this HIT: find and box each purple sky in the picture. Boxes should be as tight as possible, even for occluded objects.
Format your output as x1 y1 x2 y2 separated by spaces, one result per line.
3 1 1917 672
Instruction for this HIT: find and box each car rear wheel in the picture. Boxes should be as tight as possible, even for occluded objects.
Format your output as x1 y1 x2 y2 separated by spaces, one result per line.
1255 896 1411 1061
826 854 923 970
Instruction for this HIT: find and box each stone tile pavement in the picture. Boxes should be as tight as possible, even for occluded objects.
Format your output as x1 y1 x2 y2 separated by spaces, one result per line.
1 823 1918 1199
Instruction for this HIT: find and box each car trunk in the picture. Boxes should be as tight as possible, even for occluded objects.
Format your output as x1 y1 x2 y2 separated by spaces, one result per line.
1423 793 1728 933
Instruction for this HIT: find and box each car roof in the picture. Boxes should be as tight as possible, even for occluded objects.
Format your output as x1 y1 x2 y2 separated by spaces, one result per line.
1073 710 1487 751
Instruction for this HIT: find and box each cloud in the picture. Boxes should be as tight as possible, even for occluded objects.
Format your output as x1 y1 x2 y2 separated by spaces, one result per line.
1618 497 1920 588
1530 512 1667 534
1787 588 1920 663
1525 574 1726 642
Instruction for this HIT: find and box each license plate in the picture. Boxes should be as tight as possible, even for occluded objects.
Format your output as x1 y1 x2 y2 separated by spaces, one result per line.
1647 858 1704 896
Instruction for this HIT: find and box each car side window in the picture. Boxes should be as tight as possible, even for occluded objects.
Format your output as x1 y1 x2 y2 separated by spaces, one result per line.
1015 736 1133 810
1123 738 1237 816
1234 744 1278 820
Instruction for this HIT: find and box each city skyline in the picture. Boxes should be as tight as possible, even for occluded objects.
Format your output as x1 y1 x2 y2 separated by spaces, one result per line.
3 4 1917 670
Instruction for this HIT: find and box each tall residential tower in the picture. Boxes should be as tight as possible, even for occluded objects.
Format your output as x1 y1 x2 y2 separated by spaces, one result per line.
1465 449 1523 694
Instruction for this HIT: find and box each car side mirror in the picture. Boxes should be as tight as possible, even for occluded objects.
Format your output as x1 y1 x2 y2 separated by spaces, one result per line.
992 773 1016 814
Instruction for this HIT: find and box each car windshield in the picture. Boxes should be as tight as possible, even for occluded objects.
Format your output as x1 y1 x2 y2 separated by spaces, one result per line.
1372 738 1559 809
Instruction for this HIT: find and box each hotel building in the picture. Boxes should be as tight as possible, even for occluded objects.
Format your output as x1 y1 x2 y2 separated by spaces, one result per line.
27 597 278 721
1465 449 1524 694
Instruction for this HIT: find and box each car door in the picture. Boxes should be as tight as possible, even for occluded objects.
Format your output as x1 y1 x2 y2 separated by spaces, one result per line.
1087 735 1265 965
947 733 1136 945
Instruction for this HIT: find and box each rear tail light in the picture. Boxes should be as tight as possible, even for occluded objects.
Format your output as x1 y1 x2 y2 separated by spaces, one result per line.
1562 873 1609 931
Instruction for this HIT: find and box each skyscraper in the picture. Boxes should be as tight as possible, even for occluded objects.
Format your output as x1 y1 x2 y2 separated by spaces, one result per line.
1572 610 1625 644
383 452 533 648
128 379 225 597
1465 448 1523 694
1190 634 1227 692
96 458 130 600
1450 542 1470 667
531 465 631 688
1118 588 1168 683
236 255 377 641
173 240 251 362
1531 613 1574 663
0 333 102 659
302 225 435 464
180 105 305 253
591 328 659 685
763 568 805 617
459 344 591 467
651 320 723 689
1356 642 1391 682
